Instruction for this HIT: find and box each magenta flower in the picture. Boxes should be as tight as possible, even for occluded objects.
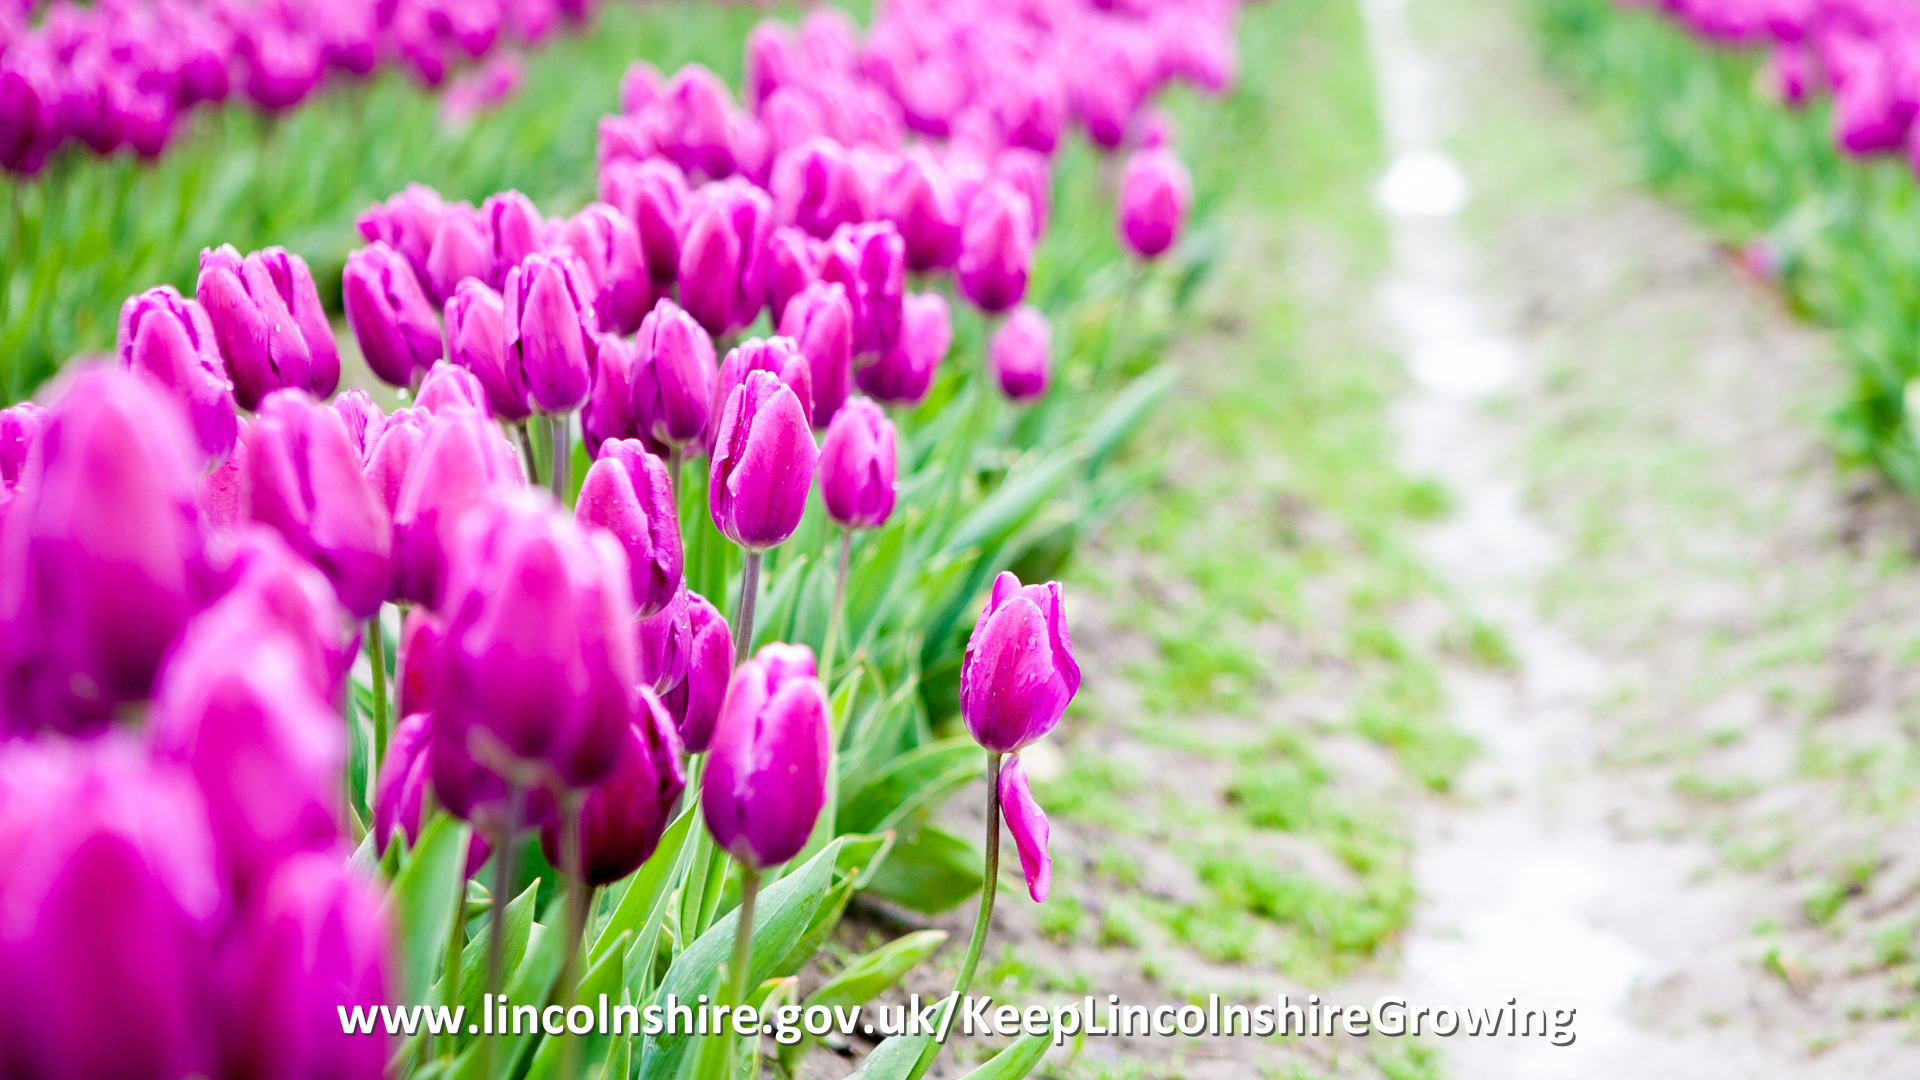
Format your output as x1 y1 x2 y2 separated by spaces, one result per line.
879 147 963 273
599 156 690 287
668 590 733 753
445 279 529 422
702 643 831 869
117 286 240 460
771 136 872 240
392 410 524 609
576 439 683 617
343 242 443 389
819 221 907 358
998 755 1052 903
195 245 339 410
583 332 640 460
554 203 652 337
679 177 773 337
540 687 686 885
504 252 598 414
856 291 950 408
989 305 1052 404
818 397 898 531
957 181 1034 314
778 281 855 425
245 390 392 619
631 298 719 454
712 336 815 440
1118 148 1193 260
425 203 493 307
709 370 819 552
960 571 1080 754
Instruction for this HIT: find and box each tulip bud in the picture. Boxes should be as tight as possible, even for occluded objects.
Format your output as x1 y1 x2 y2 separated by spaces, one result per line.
246 391 393 619
344 242 443 389
679 177 772 337
483 190 548 289
989 305 1051 404
631 298 718 453
957 181 1034 314
0 736 220 1080
215 853 392 1080
819 222 907 360
392 410 524 609
196 244 339 410
414 363 489 417
669 590 733 753
117 286 240 460
765 225 823 328
356 183 446 288
701 643 831 869
583 333 640 460
576 440 683 617
424 202 492 306
504 252 598 414
771 136 872 240
0 365 209 733
708 370 819 553
540 688 686 885
856 291 950 408
818 398 897 531
445 279 529 422
555 203 652 336
599 156 689 286
1118 148 1192 260
779 281 855 425
999 754 1052 903
332 390 384 462
661 64 743 181
880 147 964 272
961 571 1080 754
435 491 639 795
635 584 692 695
712 336 814 442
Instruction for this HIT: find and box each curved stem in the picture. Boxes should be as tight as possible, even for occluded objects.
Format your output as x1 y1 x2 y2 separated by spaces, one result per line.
910 751 1002 1080
516 421 542 488
734 552 763 667
819 528 852 686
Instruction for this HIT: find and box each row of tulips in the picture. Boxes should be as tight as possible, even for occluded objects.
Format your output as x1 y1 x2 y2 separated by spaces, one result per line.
0 2 1230 1079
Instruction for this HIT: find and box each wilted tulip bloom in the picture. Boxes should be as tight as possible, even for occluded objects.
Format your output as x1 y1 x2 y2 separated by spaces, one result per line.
540 688 686 885
392 410 524 609
1118 148 1193 260
631 299 718 453
772 136 872 240
356 183 447 288
709 370 818 552
819 222 907 360
599 156 689 286
960 571 1080 754
818 398 897 531
880 147 963 272
433 492 639 797
0 737 221 1080
989 306 1051 404
151 611 343 887
555 203 651 336
344 242 443 389
0 365 209 733
414 364 488 417
765 226 823 328
504 252 598 414
679 178 773 337
483 190 548 289
424 203 492 306
215 853 391 1080
779 282 854 425
246 391 392 619
701 643 831 869
635 584 691 695
117 286 239 460
998 754 1052 903
196 245 340 410
857 291 950 407
583 333 639 460
712 336 814 440
957 182 1034 314
668 590 732 753
445 279 529 422
577 440 683 616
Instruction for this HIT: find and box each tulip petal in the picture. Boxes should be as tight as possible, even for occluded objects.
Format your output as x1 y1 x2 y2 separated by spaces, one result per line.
998 754 1051 904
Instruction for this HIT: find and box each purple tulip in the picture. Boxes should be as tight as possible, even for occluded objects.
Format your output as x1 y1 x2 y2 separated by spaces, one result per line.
659 64 744 181
818 398 897 531
445 279 529 422
818 222 907 360
1118 148 1192 260
856 291 950 408
778 281 855 426
576 440 683 617
635 583 692 696
117 286 239 460
215 853 391 1080
0 736 220 1080
0 47 63 177
344 242 443 389
245 391 392 619
201 426 250 536
483 190 549 289
701 643 831 869
204 526 357 700
414 363 489 417
989 305 1051 404
372 712 494 876
0 365 209 733
424 203 493 306
879 147 963 273
433 491 640 801
709 370 819 553
999 754 1052 903
242 23 324 111
0 401 45 529
957 181 1034 314
332 390 384 462
151 605 344 888
679 177 773 337
396 608 444 721
744 20 802 110
620 60 665 114
504 252 598 414
631 298 718 454
356 184 446 289
771 136 872 241
599 156 689 286
196 245 339 410
960 571 1080 754
668 590 733 753
555 203 652 336
765 225 823 328
584 333 640 460
993 149 1052 243
712 336 814 442
363 408 427 523
392 410 524 609
540 687 686 885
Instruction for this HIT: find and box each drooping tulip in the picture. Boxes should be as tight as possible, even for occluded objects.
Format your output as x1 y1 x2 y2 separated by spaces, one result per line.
818 398 897 531
630 298 718 454
598 156 689 286
819 221 906 359
679 177 773 337
701 643 831 869
392 410 524 609
196 245 339 409
712 337 814 440
343 242 443 389
576 440 683 616
117 286 240 460
445 279 529 422
1118 147 1192 260
989 305 1051 403
539 688 686 885
998 754 1052 903
668 590 733 753
0 365 209 734
554 203 651 336
414 363 489 417
504 252 598 415
856 291 950 408
957 181 1034 314
960 571 1080 754
245 390 392 619
879 147 964 272
778 281 854 426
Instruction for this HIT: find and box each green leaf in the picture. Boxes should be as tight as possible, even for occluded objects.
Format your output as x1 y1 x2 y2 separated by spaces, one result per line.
860 826 984 915
1081 365 1176 477
447 878 540 1049
777 930 948 1074
521 931 627 1080
954 1031 1052 1080
838 738 982 836
848 1034 931 1079
943 454 1077 554
591 804 695 964
383 814 471 1006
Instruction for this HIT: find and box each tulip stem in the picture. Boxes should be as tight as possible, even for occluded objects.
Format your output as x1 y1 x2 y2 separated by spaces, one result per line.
734 552 763 666
910 751 1002 1080
668 445 683 499
819 528 852 686
728 864 762 1073
516 422 542 488
558 803 586 1080
547 413 571 506
1096 264 1148 384
367 614 389 771
483 785 522 1080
